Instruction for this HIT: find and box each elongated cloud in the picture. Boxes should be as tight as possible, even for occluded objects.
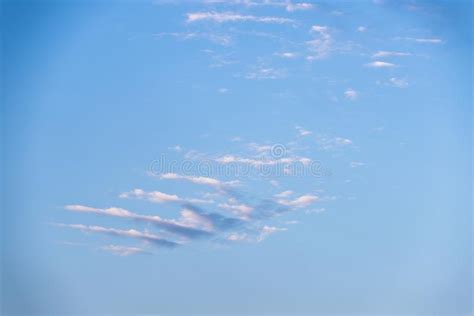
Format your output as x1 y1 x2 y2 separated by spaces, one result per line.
372 51 411 58
186 11 293 24
65 205 213 239
215 155 311 166
55 223 180 248
366 61 395 68
159 173 240 188
119 188 212 204
101 245 150 256
276 194 318 208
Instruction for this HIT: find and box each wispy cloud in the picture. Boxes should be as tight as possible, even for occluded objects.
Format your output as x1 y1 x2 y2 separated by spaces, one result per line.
275 52 298 59
316 135 353 151
396 37 443 44
388 77 408 88
155 31 232 46
65 205 213 239
119 189 213 204
54 223 180 248
286 2 313 12
158 173 239 188
257 225 287 242
350 161 365 168
186 11 293 24
306 25 332 60
295 126 312 136
244 66 286 80
276 194 318 208
344 88 358 100
366 61 395 68
372 51 411 58
218 198 254 219
100 245 150 256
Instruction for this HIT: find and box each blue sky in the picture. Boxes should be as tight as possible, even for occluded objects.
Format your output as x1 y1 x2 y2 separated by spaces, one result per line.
1 0 472 315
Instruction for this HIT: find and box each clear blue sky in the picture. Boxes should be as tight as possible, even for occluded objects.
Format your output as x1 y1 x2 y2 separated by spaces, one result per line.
1 0 472 315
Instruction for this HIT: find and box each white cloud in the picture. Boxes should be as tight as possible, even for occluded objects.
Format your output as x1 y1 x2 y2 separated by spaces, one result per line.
218 88 229 93
159 173 239 188
244 66 286 80
274 190 293 198
169 145 183 152
388 77 408 88
366 61 395 68
276 52 298 59
269 180 279 187
305 208 326 214
55 223 180 248
65 204 214 237
398 37 443 44
286 2 313 12
350 161 365 168
258 225 287 242
295 125 312 136
306 25 332 60
100 245 149 256
316 135 353 150
372 51 411 58
357 26 367 32
186 11 293 24
344 88 358 100
215 155 311 167
227 232 249 241
276 194 319 208
155 32 232 46
119 188 213 204
218 199 254 218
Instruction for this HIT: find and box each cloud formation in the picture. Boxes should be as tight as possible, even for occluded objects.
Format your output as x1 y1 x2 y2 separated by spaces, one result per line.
186 11 293 24
55 223 180 248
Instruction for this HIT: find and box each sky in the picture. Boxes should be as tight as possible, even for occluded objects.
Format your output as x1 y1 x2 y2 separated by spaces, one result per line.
1 0 472 315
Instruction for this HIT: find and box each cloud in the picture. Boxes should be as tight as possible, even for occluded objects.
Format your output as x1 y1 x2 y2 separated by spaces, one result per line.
275 52 298 59
306 25 332 60
350 161 365 168
274 190 293 198
397 37 443 44
227 232 249 241
244 66 286 80
295 125 312 136
158 173 239 188
388 77 408 88
316 135 353 150
215 155 311 167
286 2 313 12
55 223 180 248
366 61 395 68
119 189 213 204
372 51 411 58
257 225 287 242
155 31 232 46
218 88 229 93
357 26 367 32
65 205 213 239
305 207 326 214
186 11 293 24
218 199 254 219
119 189 180 203
344 88 358 100
100 245 150 256
276 194 318 208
